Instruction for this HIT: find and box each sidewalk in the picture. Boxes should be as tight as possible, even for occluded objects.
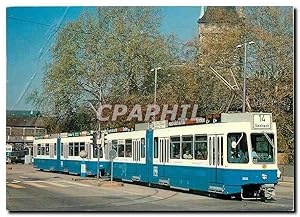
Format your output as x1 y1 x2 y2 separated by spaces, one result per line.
279 176 294 183
72 177 124 187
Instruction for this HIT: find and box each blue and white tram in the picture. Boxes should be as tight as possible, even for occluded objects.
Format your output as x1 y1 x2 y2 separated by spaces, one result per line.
33 112 278 200
33 134 110 176
148 113 278 200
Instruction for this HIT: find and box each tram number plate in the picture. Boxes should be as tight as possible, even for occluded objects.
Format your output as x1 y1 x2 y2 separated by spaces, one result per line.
253 114 271 129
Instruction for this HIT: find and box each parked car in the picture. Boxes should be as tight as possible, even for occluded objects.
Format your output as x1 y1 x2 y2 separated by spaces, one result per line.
7 156 25 164
6 157 11 164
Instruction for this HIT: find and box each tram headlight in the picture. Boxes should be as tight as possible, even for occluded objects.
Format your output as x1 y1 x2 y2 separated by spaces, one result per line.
277 169 281 180
262 174 268 180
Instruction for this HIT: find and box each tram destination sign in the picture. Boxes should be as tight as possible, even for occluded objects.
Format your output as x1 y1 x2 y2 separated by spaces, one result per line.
253 113 272 129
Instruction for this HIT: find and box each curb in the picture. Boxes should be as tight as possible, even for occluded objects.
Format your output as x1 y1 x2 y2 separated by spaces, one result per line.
97 182 124 187
72 178 124 187
72 177 111 182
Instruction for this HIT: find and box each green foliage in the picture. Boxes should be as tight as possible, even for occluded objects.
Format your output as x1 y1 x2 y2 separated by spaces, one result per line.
195 6 294 163
30 7 180 132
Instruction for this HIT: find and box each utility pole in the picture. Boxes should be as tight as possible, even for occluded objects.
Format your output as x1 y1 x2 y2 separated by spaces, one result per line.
96 88 102 181
237 41 255 113
151 67 161 121
242 43 247 113
87 86 103 181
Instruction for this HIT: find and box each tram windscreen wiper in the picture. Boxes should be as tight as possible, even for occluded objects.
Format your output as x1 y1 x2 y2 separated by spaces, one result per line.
263 132 274 149
236 133 243 146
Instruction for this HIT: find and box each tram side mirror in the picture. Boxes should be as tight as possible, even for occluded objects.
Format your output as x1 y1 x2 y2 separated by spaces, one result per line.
231 141 237 149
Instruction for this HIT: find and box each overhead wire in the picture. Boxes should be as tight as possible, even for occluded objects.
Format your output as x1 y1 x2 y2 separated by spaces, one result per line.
11 7 70 110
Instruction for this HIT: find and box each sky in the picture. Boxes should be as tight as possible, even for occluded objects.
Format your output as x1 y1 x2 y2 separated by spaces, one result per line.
6 6 201 111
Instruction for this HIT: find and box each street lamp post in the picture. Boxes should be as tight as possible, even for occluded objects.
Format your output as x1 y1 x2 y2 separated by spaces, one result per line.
151 67 161 121
237 41 255 113
87 87 102 181
151 67 161 105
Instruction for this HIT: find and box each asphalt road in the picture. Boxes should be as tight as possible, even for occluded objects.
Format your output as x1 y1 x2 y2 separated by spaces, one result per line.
6 164 294 212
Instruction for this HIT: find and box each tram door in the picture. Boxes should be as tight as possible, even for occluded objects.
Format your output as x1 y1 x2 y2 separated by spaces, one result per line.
132 139 141 174
158 137 169 178
208 134 224 184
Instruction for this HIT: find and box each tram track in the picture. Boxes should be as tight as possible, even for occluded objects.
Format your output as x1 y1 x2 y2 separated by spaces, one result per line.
7 178 293 211
80 187 179 209
24 187 178 211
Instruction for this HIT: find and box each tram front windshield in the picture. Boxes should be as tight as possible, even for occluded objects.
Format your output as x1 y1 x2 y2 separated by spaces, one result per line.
250 133 275 163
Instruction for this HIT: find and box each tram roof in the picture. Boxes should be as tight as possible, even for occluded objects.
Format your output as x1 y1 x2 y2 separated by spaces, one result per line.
34 112 273 140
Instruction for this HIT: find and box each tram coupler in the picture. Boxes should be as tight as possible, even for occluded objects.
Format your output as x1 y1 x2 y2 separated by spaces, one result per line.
241 184 275 201
240 188 261 200
260 184 275 201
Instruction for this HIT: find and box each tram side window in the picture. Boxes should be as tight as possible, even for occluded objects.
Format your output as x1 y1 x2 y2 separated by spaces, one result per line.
251 133 274 163
194 135 208 160
37 144 41 155
45 144 49 155
227 133 249 163
41 145 45 155
69 142 74 156
221 137 223 165
170 136 180 159
93 146 103 158
141 138 145 158
79 142 85 152
154 137 158 158
74 142 79 156
125 139 132 157
182 135 193 159
112 140 117 152
118 142 125 157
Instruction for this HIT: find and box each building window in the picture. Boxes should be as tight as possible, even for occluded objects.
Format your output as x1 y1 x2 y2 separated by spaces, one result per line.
194 135 207 160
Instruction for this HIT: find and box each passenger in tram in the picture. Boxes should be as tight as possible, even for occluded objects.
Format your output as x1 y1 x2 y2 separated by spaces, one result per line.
174 148 180 159
240 150 249 163
251 147 258 163
202 150 208 159
126 149 132 157
195 150 202 159
195 150 206 160
183 150 193 159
